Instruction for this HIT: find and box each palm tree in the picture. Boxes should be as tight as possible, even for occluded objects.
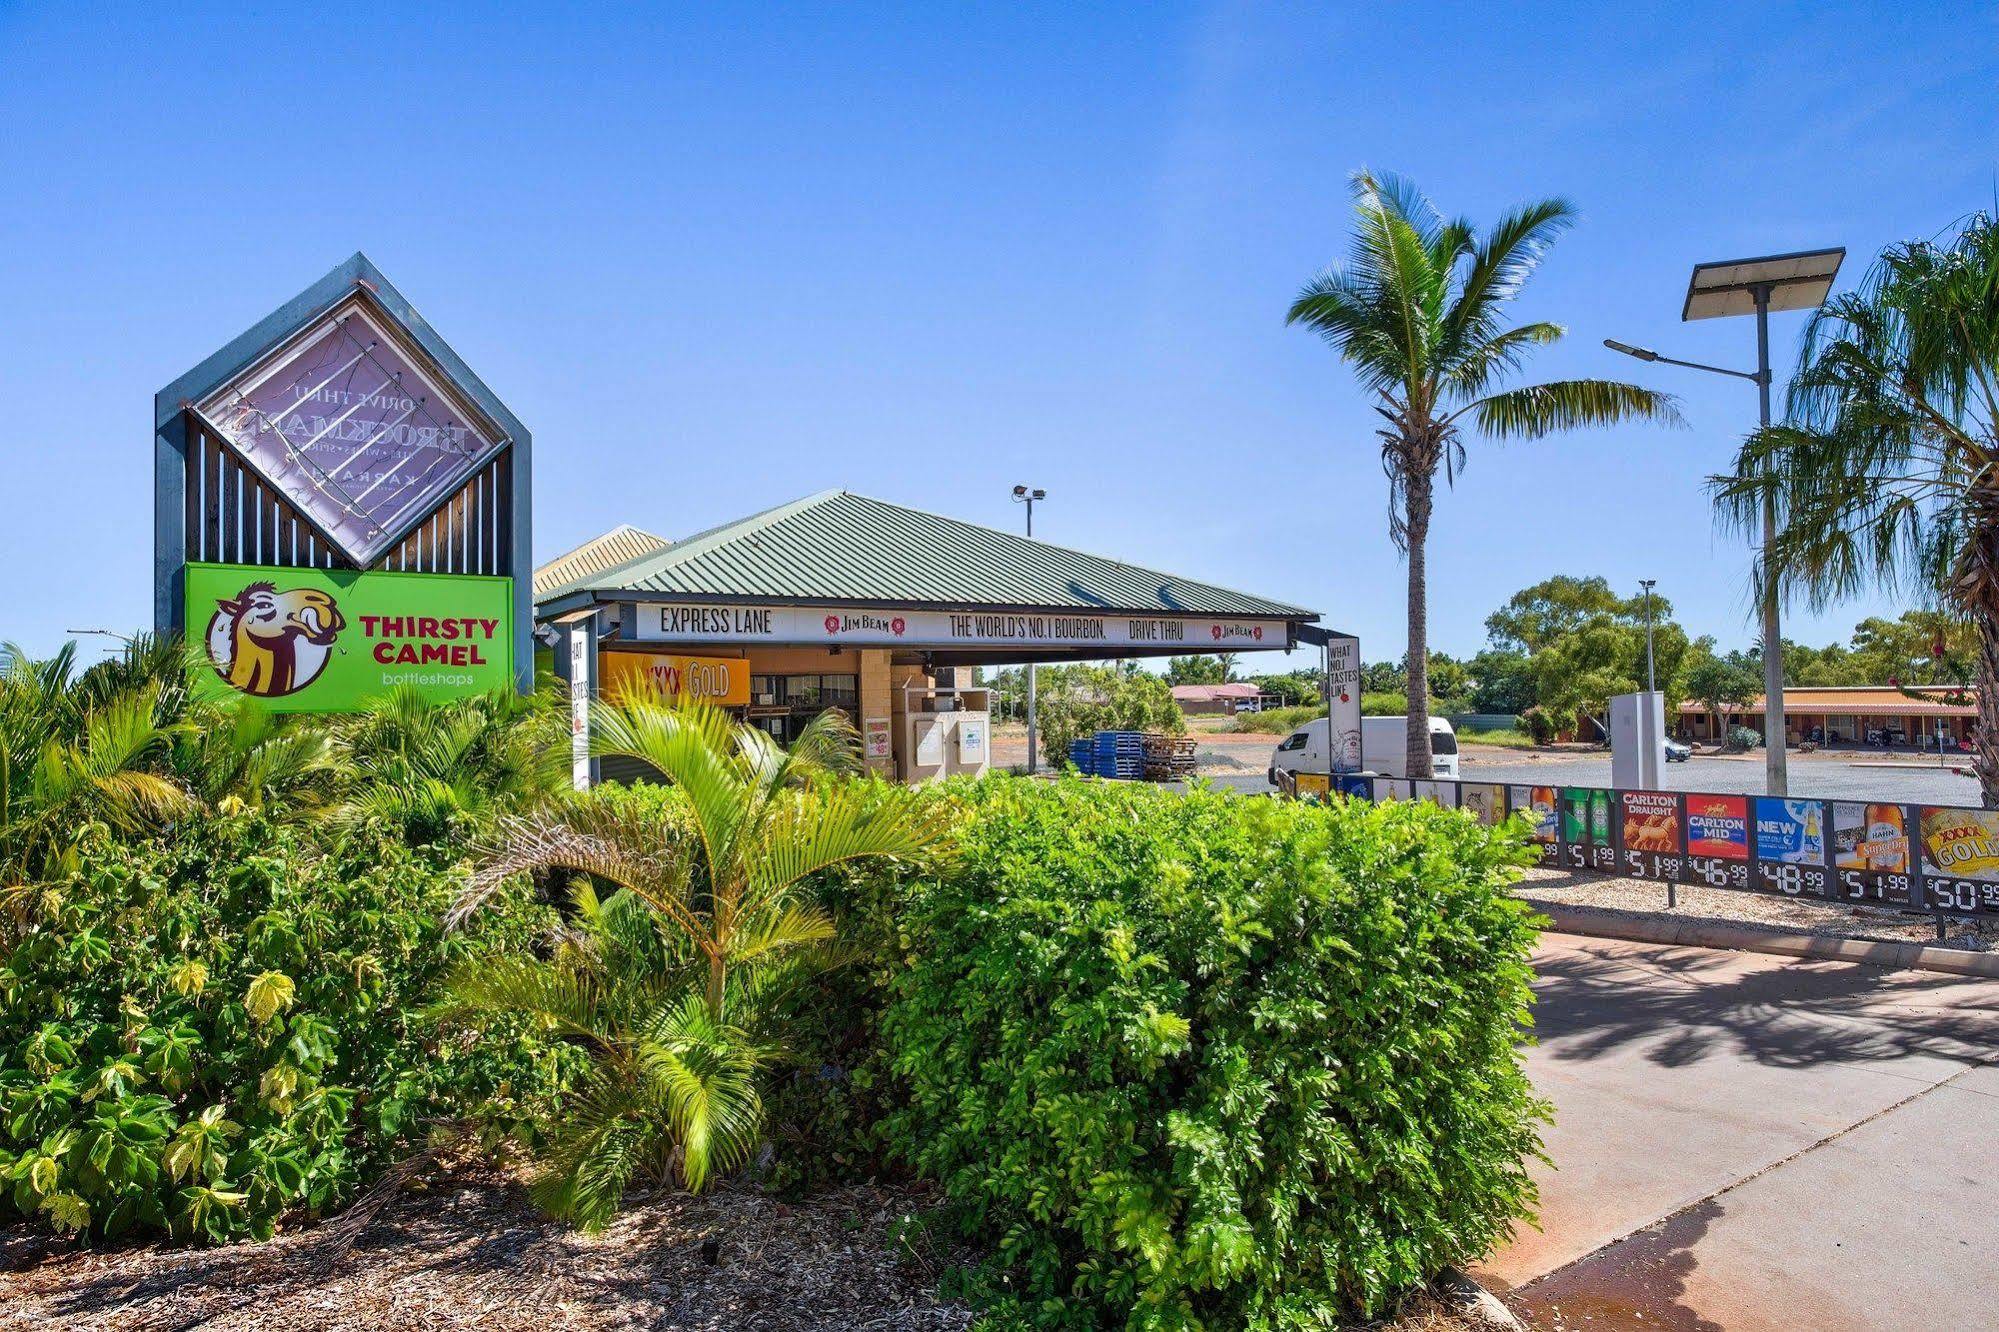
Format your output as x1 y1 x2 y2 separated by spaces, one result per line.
1713 213 1999 804
1 642 193 900
1288 172 1682 777
441 703 952 1226
326 683 566 840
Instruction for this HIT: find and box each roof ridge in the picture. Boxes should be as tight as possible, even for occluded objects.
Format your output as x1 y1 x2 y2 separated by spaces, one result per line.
828 489 1310 613
538 488 1313 620
639 490 844 569
538 523 667 570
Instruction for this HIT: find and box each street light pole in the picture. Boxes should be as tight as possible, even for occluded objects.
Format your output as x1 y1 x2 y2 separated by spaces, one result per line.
1751 283 1788 796
1603 245 1844 798
1638 580 1658 694
1012 485 1046 774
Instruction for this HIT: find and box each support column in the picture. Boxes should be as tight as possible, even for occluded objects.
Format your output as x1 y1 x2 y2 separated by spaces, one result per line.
566 616 598 791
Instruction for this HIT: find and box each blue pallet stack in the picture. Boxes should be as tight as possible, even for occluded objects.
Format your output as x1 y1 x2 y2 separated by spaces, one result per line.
1067 737 1096 775
1092 729 1145 780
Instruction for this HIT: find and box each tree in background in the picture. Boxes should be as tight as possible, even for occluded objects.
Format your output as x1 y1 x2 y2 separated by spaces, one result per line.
1361 660 1407 694
1164 655 1228 686
1485 575 1641 654
1249 670 1322 707
1033 665 1183 766
1713 214 1999 803
1681 648 1763 741
1289 174 1680 778
1528 618 1690 739
1467 647 1536 715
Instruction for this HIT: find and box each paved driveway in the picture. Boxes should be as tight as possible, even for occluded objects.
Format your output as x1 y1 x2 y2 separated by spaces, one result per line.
1458 751 1978 805
1484 934 1999 1331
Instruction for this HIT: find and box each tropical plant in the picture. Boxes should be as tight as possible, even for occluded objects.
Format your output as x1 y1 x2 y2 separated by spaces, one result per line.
1 642 193 898
1288 173 1682 777
1712 214 1999 802
325 683 564 841
441 704 953 1228
0 808 567 1243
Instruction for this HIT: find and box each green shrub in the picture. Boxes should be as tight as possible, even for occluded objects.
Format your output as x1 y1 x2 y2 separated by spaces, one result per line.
1457 727 1538 748
0 810 573 1243
1227 703 1326 734
875 777 1547 1328
1360 690 1411 716
439 705 953 1228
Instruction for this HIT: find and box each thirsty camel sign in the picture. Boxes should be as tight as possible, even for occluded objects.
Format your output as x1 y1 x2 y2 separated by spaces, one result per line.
187 562 513 710
155 254 533 700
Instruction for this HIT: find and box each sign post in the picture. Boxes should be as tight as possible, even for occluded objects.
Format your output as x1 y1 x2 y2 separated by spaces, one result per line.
1325 634 1362 779
569 617 596 792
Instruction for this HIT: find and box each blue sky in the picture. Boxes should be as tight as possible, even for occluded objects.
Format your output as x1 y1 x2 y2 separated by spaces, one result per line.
3 2 1994 668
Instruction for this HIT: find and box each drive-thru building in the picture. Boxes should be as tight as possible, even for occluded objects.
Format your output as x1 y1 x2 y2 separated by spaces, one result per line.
535 489 1322 784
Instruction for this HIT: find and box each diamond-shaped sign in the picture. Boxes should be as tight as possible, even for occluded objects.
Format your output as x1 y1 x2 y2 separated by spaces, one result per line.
195 298 506 566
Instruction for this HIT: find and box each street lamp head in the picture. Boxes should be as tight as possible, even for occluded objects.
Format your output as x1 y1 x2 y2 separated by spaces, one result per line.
1603 338 1660 362
1682 247 1845 322
1011 485 1045 502
1638 579 1656 593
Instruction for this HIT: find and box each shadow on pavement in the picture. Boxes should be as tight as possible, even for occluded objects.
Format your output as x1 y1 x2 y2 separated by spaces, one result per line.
1532 939 1999 1070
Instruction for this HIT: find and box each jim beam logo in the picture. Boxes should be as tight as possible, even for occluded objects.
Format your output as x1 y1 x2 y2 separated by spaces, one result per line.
825 613 905 636
1210 623 1266 643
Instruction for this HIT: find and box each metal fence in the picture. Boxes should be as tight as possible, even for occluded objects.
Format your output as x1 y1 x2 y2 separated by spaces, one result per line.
1297 773 1999 924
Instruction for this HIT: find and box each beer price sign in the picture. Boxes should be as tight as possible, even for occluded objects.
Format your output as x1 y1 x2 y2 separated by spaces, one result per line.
1324 778 1999 922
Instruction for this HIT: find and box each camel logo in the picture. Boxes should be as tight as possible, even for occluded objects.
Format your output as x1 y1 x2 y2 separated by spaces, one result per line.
203 582 346 698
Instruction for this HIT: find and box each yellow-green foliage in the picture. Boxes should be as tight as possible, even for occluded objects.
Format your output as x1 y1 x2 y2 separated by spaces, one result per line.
0 811 573 1243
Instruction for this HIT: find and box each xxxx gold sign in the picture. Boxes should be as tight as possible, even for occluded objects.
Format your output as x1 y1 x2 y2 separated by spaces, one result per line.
598 651 750 708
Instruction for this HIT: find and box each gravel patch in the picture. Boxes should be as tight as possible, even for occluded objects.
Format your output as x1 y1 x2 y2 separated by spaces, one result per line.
0 1168 975 1332
1515 865 1999 951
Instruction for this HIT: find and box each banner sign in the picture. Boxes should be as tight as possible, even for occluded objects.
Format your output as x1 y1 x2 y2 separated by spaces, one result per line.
186 561 512 711
1322 776 1998 922
194 300 505 566
598 651 751 707
1918 807 1999 913
630 601 1295 652
1323 634 1362 775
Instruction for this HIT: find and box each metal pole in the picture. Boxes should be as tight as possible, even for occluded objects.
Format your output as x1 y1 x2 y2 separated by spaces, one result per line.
1640 580 1657 693
1754 283 1788 796
1024 496 1038 775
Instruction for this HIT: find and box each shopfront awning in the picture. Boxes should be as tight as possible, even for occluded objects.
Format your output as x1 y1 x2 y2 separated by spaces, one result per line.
534 489 1320 664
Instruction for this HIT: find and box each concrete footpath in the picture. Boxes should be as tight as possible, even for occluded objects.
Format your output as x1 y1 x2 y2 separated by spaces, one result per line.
1482 934 1999 1331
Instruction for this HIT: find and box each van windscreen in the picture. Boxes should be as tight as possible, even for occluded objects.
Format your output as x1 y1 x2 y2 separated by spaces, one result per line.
1430 731 1458 756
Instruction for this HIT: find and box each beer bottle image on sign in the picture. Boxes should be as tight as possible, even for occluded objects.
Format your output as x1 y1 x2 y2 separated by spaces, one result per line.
1865 804 1907 872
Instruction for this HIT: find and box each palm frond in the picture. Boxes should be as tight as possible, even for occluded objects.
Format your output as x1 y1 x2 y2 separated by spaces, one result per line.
1466 379 1683 440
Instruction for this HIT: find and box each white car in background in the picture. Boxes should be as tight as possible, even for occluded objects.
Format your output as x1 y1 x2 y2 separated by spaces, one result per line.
1268 715 1459 785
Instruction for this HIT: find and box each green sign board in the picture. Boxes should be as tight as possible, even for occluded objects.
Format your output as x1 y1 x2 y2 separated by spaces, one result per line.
185 562 514 712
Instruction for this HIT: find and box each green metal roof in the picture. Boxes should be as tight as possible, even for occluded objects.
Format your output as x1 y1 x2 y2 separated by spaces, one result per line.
534 524 671 601
537 490 1315 621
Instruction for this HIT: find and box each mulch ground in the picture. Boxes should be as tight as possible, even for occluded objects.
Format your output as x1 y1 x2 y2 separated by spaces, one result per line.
0 1168 977 1331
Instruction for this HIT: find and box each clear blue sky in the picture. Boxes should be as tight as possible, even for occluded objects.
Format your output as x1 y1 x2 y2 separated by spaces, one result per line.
3 2 1994 667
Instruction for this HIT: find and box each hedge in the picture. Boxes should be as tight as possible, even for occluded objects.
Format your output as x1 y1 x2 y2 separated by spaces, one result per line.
0 810 575 1242
871 777 1547 1328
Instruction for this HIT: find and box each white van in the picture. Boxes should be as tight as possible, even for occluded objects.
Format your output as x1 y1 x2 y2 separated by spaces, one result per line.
1267 715 1459 785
